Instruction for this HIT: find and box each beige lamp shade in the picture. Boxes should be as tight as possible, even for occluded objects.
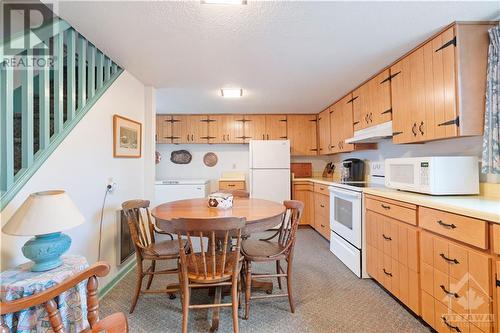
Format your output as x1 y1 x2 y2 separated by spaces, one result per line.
2 190 85 236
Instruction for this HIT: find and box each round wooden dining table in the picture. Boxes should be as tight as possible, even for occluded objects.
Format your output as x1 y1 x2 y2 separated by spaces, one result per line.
151 197 286 331
151 197 286 235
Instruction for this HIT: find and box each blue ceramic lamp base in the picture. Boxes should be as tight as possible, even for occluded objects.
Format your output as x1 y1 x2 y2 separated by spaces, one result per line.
22 232 72 272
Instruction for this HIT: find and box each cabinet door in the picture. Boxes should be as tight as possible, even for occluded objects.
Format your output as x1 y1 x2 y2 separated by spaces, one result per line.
265 115 287 140
173 115 208 144
392 27 457 144
244 115 266 141
496 261 500 333
317 109 331 155
329 102 339 153
208 115 243 144
352 84 368 131
370 69 392 126
340 94 355 152
293 188 313 225
156 115 171 144
287 115 317 156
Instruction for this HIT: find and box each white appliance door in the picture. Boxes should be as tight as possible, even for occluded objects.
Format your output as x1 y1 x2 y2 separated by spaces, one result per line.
250 169 290 203
330 231 361 277
154 184 207 206
250 140 290 169
329 186 362 249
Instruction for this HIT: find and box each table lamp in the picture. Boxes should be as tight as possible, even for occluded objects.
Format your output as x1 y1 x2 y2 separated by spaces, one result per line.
2 190 85 272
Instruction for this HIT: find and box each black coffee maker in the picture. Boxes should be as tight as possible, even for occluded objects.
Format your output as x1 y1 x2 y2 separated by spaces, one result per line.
341 158 365 182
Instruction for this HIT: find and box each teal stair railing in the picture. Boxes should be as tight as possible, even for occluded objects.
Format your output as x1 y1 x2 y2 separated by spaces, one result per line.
1 19 123 209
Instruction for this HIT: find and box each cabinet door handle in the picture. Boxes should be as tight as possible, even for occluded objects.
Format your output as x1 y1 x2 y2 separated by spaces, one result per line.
437 220 457 229
369 112 372 122
365 114 369 124
382 234 392 241
223 134 225 141
383 269 392 277
262 134 265 140
267 134 269 140
228 184 235 187
440 285 459 298
227 134 230 141
412 123 417 136
320 224 325 228
440 253 459 264
187 134 190 141
320 204 325 208
442 316 461 333
191 134 194 141
381 204 391 210
419 121 424 135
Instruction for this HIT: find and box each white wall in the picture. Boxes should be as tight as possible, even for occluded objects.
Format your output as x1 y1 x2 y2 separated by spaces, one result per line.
1 71 154 285
155 144 249 192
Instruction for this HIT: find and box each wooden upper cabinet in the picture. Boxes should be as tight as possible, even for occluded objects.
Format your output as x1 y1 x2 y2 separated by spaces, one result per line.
287 114 317 156
265 115 287 140
341 94 355 152
317 108 331 155
208 115 243 144
391 23 493 144
171 115 209 144
243 115 266 141
156 115 171 144
353 69 392 132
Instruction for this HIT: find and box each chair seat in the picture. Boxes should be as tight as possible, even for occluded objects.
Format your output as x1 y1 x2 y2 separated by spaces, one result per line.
241 239 286 261
143 239 186 258
187 252 240 283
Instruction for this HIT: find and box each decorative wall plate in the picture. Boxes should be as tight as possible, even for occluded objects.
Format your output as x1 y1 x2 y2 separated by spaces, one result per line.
170 150 192 164
203 152 218 167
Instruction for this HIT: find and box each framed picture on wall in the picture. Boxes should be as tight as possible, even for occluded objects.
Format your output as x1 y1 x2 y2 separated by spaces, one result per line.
113 114 142 158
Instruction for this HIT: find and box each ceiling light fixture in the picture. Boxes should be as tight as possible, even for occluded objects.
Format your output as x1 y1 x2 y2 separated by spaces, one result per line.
201 0 247 4
221 88 243 98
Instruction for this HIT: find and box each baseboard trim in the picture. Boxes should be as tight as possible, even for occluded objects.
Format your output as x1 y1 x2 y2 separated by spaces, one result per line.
99 258 136 300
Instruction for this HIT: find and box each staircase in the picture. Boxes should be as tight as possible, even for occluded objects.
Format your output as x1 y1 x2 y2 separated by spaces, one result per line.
1 19 123 209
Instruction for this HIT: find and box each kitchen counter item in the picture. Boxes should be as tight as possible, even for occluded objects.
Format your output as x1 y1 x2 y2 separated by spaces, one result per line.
291 163 312 178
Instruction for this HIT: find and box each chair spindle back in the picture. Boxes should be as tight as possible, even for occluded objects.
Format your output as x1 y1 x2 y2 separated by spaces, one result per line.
277 200 304 254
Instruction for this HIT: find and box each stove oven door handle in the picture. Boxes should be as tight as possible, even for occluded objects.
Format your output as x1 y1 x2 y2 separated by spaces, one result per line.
329 186 362 200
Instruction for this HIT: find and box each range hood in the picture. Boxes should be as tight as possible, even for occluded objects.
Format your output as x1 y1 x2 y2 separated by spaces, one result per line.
345 121 393 143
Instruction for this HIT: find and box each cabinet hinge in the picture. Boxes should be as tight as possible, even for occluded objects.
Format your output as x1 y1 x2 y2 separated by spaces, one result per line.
496 278 500 287
279 119 287 122
438 116 459 127
280 136 288 139
310 148 318 151
381 108 392 115
392 131 403 136
435 36 457 52
309 119 318 122
353 121 360 125
166 119 180 123
346 96 359 104
380 71 401 84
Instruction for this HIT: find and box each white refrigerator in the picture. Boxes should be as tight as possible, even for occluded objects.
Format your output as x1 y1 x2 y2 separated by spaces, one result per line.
249 140 291 203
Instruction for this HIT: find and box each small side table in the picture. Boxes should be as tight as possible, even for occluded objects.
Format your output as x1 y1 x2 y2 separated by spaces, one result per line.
0 255 89 333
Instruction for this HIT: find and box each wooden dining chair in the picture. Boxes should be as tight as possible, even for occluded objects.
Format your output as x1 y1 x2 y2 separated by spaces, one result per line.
170 217 246 333
122 199 186 314
241 200 303 320
0 262 127 333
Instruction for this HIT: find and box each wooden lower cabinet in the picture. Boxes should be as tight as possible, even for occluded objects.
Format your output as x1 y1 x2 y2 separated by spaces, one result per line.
314 191 330 240
366 208 420 315
496 261 500 333
419 232 494 332
292 182 314 226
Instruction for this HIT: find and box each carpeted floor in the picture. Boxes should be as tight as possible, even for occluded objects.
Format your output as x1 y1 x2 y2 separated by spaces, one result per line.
100 229 430 332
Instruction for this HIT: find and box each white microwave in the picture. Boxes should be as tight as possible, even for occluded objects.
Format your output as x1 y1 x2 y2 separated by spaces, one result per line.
384 156 479 195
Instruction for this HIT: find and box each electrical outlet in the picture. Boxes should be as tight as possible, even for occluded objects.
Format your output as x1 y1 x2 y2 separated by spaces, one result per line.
107 178 117 193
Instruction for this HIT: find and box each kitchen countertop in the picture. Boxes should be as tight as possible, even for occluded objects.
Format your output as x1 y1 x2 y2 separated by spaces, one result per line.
293 177 500 224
